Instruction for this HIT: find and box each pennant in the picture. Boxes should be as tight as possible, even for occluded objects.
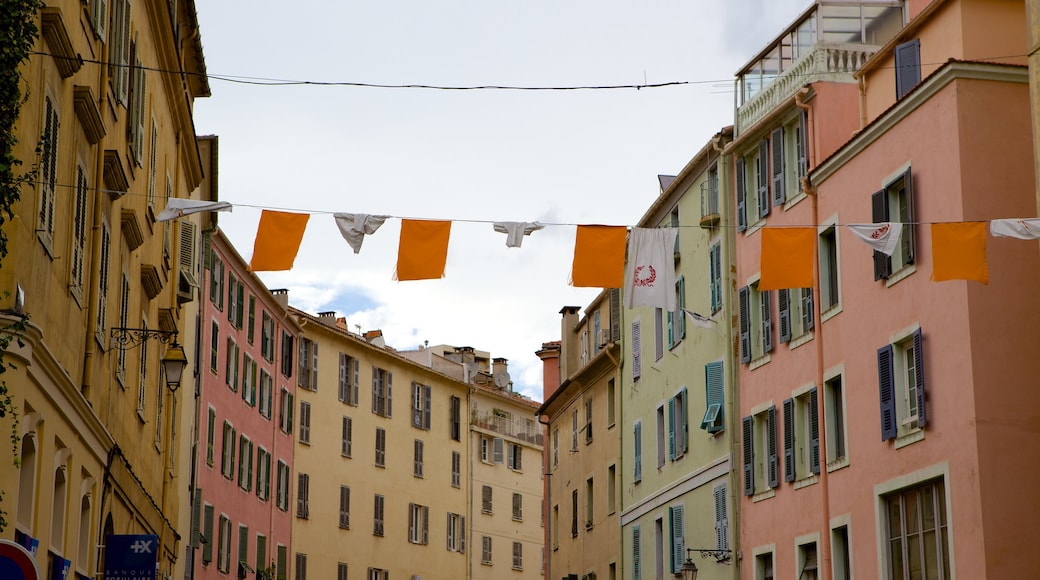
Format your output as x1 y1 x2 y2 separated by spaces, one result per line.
249 210 309 272
931 222 988 284
334 213 390 254
570 225 627 288
395 220 451 281
623 227 677 309
683 309 716 329
990 218 1040 240
156 198 232 222
759 227 815 291
848 222 903 256
493 221 545 248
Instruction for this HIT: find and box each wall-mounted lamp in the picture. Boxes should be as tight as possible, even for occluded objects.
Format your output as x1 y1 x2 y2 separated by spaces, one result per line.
110 327 188 391
681 547 734 580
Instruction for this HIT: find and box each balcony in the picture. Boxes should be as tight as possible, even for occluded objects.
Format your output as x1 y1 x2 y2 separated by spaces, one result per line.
735 1 903 135
472 411 544 446
700 173 720 228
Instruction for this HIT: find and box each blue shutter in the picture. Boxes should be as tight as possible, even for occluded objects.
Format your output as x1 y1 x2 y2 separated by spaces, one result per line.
681 386 689 453
802 288 814 331
913 329 926 428
677 276 686 339
669 505 685 574
766 406 779 488
739 287 751 363
666 310 674 349
872 189 892 280
757 139 770 218
894 39 921 99
702 362 724 433
667 397 676 461
809 387 820 474
736 157 747 232
761 290 773 353
713 485 729 551
709 244 722 312
778 289 791 344
771 126 786 206
742 416 754 496
797 110 808 179
783 398 795 483
634 423 642 482
878 344 897 440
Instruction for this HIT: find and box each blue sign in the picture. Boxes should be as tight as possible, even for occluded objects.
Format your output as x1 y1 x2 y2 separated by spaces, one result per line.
0 539 41 580
48 553 70 580
104 534 159 580
13 530 39 558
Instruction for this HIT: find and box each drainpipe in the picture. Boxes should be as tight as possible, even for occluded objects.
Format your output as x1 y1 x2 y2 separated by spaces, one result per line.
857 75 868 132
537 413 552 580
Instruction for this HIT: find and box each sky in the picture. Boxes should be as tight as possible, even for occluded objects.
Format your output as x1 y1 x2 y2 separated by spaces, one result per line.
192 0 809 402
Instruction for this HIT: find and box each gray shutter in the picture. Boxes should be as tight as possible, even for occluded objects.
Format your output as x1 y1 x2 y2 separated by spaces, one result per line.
190 488 202 547
713 485 728 551
386 372 392 417
633 422 642 481
736 156 747 232
711 244 722 312
408 503 415 541
914 329 926 428
667 397 676 461
446 514 452 551
761 290 773 353
352 358 360 406
878 344 897 440
742 416 754 496
783 398 795 483
766 406 779 488
372 369 380 414
872 189 892 280
632 526 641 580
802 288 814 331
609 288 621 342
423 385 432 430
631 320 642 380
493 437 504 464
902 167 916 264
797 110 808 178
894 39 921 99
771 127 785 205
809 387 820 474
669 506 684 574
757 140 770 218
460 516 466 553
739 287 751 363
422 505 429 545
311 342 318 389
778 289 791 344
339 354 347 402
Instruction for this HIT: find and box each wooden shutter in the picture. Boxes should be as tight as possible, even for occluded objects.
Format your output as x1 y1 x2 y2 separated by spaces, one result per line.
736 157 747 232
342 416 352 457
680 387 689 453
339 354 348 402
190 488 202 547
422 505 429 545
894 39 921 99
703 362 724 433
783 398 795 483
610 288 621 342
386 372 392 417
771 127 785 206
871 189 892 280
423 385 431 430
778 289 792 344
742 416 754 496
493 437 504 464
809 387 820 474
802 288 814 331
757 140 770 218
878 344 897 440
766 406 779 488
797 110 808 178
902 167 916 264
408 503 416 542
667 397 676 461
631 320 642 380
352 358 360 405
710 244 722 312
669 505 684 574
761 290 773 353
633 422 642 481
460 516 466 553
311 341 318 388
202 504 214 563
739 287 751 363
632 525 641 580
913 329 926 428
372 368 380 414
713 485 728 551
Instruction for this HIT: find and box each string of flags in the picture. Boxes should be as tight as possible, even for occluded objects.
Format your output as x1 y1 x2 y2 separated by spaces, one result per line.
156 202 1040 310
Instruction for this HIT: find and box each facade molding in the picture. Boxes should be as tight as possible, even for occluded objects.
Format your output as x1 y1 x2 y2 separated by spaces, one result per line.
619 453 730 526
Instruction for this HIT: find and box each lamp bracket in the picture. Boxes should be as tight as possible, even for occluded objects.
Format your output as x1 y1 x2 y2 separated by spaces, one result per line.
110 327 178 350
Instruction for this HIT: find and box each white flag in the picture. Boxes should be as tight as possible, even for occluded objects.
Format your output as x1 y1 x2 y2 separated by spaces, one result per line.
683 309 715 329
990 218 1040 240
848 222 903 256
156 198 232 222
334 213 390 254
623 227 677 310
492 221 545 248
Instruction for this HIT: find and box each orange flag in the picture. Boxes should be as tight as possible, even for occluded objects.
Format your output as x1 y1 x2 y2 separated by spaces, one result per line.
249 210 310 272
931 222 988 284
395 219 451 281
570 225 627 288
759 227 815 290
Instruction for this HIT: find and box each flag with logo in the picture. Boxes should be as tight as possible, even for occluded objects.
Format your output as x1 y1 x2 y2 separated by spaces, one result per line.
623 227 677 309
848 222 903 256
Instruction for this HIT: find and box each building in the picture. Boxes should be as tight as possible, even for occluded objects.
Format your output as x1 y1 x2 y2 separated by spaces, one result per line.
538 295 621 580
733 1 1040 578
618 133 739 580
192 230 301 580
0 1 209 578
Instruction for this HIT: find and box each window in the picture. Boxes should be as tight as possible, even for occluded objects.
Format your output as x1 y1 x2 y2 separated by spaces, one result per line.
824 375 847 465
512 542 523 570
755 551 775 580
298 338 318 391
633 422 642 483
709 243 723 313
247 296 256 344
884 479 949 579
819 226 840 311
451 451 461 488
339 485 350 529
281 331 294 378
261 312 275 362
783 387 820 483
832 525 851 580
367 569 388 580
339 353 359 405
127 42 146 165
666 276 686 348
668 388 688 460
412 382 432 429
668 505 685 574
872 167 916 280
447 512 465 553
221 421 236 479
713 485 729 554
480 436 490 463
337 563 348 580
739 282 773 363
742 406 778 496
375 428 386 467
116 273 129 382
296 473 309 518
294 553 307 580
210 255 225 311
735 141 774 231
225 338 239 392
414 439 424 478
373 494 384 536
299 401 311 444
137 321 149 414
237 525 249 580
631 319 642 381
277 545 288 580
654 308 664 361
894 39 921 99
607 465 616 515
632 525 641 580
210 320 219 373
371 367 392 417
571 409 578 450
276 461 289 511
217 514 232 573
70 166 88 290
256 447 271 500
507 442 522 471
259 371 273 419
607 379 616 427
778 287 813 343
570 489 578 538
481 485 493 514
206 407 216 466
481 536 493 564
585 398 593 443
407 503 429 545
341 416 352 457
552 428 559 468
227 275 238 325
701 361 725 433
201 504 214 564
256 535 267 579
656 405 666 468
450 395 461 441
37 95 58 246
585 478 594 529
880 328 927 442
510 492 523 521
242 355 258 407
95 220 111 341
552 506 559 550
238 436 254 491
279 389 294 434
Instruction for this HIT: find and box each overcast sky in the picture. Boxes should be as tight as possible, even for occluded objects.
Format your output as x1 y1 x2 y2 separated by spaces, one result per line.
192 0 809 401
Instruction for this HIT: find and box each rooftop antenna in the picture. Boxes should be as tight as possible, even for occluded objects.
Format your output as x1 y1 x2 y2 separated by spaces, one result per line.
354 324 361 335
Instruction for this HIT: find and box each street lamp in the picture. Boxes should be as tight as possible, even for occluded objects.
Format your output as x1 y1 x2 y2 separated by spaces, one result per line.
110 327 189 391
681 551 699 580
682 547 734 580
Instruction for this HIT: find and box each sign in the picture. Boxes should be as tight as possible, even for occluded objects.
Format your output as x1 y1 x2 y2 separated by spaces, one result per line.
49 552 70 580
13 530 39 557
104 534 159 580
0 539 41 580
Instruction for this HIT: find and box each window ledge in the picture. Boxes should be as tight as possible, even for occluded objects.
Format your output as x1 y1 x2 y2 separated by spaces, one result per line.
894 429 925 449
752 489 776 503
793 474 819 490
826 457 850 473
749 354 772 371
746 219 766 237
821 304 843 323
482 560 493 566
885 264 917 288
789 332 814 350
784 191 808 211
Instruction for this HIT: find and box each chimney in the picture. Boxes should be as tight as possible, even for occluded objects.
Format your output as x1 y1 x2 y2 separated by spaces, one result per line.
492 357 508 377
559 306 580 381
454 346 476 365
271 288 289 310
318 311 336 327
364 330 385 348
335 317 348 330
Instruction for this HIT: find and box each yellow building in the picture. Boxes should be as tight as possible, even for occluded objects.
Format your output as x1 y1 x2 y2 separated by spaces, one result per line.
0 1 210 577
288 310 470 579
538 293 622 580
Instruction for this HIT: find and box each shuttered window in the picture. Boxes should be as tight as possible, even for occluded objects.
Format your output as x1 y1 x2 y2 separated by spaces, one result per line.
736 156 747 232
713 485 729 552
668 505 685 574
701 361 724 433
894 39 922 99
339 485 350 528
771 126 786 206
339 353 360 405
631 320 642 380
879 328 926 441
632 525 642 580
633 422 642 483
757 139 770 218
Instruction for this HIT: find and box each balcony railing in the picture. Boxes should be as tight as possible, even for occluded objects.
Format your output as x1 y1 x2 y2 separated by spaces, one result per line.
700 174 720 228
472 411 544 446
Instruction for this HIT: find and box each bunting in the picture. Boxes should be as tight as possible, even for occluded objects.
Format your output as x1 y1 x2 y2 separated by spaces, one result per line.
395 219 452 281
493 221 545 248
156 198 232 222
623 227 677 310
249 210 310 272
990 218 1040 240
848 222 903 256
931 222 988 284
758 228 815 291
335 213 389 254
570 225 627 288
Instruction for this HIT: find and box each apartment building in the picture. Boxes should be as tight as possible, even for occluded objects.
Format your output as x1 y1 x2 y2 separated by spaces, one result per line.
0 1 210 578
538 293 621 580
618 134 739 580
192 230 300 580
733 1 1040 578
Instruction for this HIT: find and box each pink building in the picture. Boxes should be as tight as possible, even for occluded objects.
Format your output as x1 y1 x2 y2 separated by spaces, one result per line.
733 1 1039 579
193 229 301 579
